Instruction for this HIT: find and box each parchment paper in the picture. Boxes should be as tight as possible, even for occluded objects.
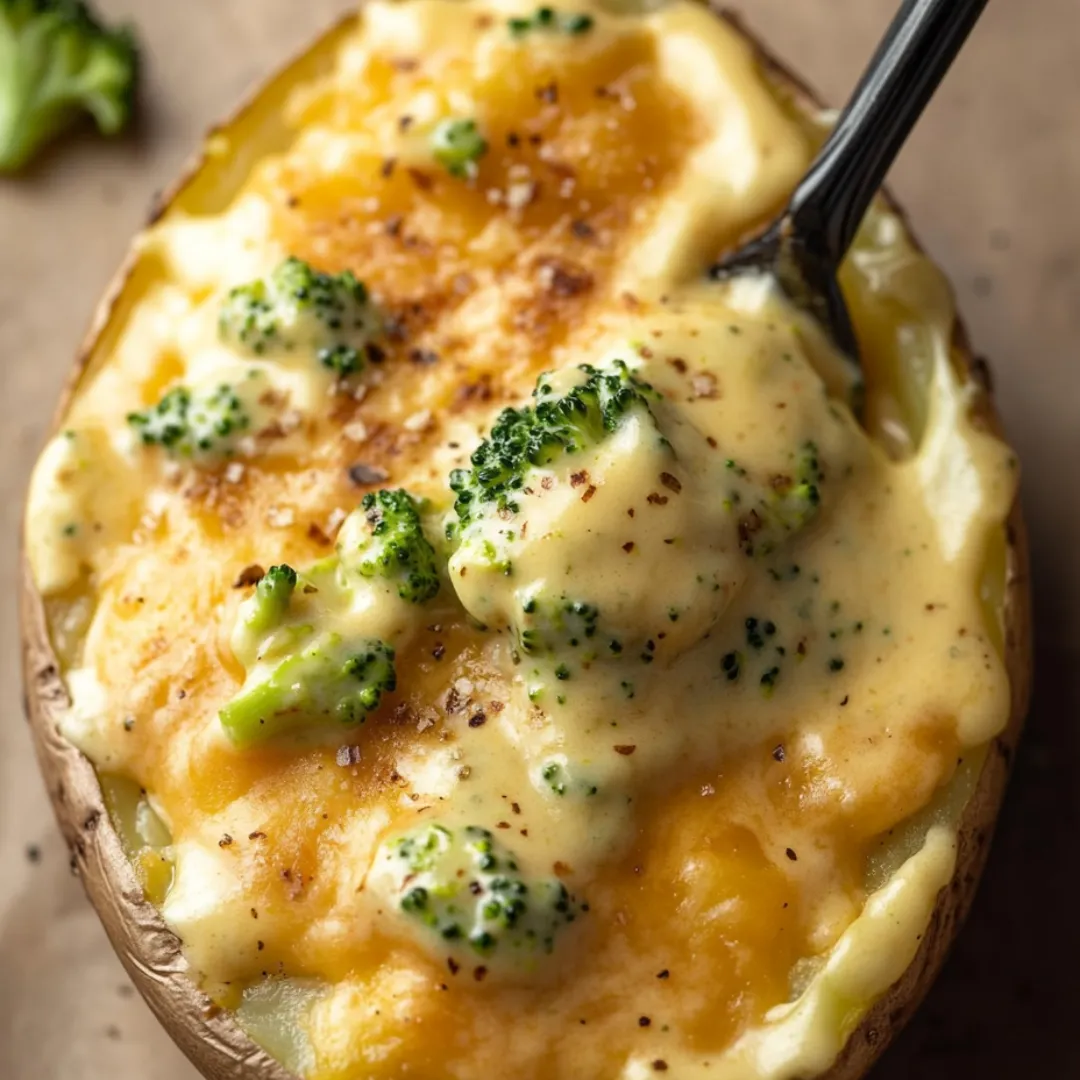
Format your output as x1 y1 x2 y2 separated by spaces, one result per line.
2 1 1077 1076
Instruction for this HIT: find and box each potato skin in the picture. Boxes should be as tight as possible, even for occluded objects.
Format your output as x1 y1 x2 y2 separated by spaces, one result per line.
19 7 1032 1080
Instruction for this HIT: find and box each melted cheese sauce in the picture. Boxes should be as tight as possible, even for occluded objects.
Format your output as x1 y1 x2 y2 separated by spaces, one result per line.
25 2 1017 1078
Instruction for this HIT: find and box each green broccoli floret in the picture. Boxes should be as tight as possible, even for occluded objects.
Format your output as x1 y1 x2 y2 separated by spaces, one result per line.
448 359 661 538
738 440 824 557
219 634 395 748
219 256 380 376
0 0 137 172
127 382 250 459
376 823 582 962
337 489 440 604
431 118 488 179
245 564 297 635
507 7 594 36
517 590 599 657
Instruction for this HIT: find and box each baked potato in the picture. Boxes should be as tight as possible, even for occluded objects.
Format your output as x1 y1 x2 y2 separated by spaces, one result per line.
20 2 1031 1079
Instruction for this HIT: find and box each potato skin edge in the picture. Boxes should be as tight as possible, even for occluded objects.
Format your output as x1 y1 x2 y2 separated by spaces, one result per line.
19 7 1032 1080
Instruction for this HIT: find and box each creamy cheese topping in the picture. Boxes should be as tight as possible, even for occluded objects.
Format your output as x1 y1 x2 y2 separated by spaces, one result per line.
25 2 1017 1078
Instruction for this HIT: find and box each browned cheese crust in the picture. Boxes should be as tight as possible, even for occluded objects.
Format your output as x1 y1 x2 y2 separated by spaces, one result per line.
20 7 1032 1080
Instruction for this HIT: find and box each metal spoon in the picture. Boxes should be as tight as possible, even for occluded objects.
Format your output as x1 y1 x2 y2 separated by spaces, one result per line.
711 0 989 364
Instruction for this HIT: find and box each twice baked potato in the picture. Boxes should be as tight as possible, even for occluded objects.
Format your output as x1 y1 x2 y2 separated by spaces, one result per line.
21 2 1031 1079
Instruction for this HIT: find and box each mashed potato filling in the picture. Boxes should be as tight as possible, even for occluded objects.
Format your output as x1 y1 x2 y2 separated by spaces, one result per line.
26 2 1016 1078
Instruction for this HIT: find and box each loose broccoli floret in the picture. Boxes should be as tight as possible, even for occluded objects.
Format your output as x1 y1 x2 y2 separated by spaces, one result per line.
219 634 395 748
375 823 582 962
431 118 488 179
0 0 137 172
448 359 661 538
127 382 250 459
337 489 440 604
219 256 380 376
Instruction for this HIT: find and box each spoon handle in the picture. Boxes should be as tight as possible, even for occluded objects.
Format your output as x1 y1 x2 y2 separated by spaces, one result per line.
789 0 989 265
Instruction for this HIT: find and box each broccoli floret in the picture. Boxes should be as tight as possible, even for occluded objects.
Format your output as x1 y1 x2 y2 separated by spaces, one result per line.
738 441 824 556
219 256 380 376
127 382 250 459
431 118 488 179
448 359 660 538
517 590 599 657
245 564 297 635
219 634 395 748
507 7 594 36
375 823 582 962
337 489 440 604
0 0 137 172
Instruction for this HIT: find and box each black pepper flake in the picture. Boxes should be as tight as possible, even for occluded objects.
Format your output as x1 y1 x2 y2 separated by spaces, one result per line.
249 831 267 840
614 745 637 756
409 347 440 365
218 834 233 848
348 463 390 487
659 472 682 494
257 940 265 951
25 844 41 865
772 744 785 763
622 541 635 553
653 1062 668 1073
432 643 446 660
468 712 487 728
571 219 595 241
786 847 798 861
233 564 265 588
380 157 397 178
448 958 460 975
829 657 845 672
474 966 488 982
657 969 669 979
639 1016 652 1027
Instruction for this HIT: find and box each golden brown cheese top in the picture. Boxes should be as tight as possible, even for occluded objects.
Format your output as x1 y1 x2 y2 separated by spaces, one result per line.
25 2 1017 1078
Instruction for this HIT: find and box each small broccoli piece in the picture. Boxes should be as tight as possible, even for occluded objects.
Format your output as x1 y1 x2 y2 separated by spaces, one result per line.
517 590 599 657
375 823 581 962
245 564 297 635
431 118 487 179
508 7 594 36
337 489 440 604
0 0 137 172
219 256 380 376
448 359 660 538
219 634 395 748
127 382 250 460
538 758 599 798
738 441 824 556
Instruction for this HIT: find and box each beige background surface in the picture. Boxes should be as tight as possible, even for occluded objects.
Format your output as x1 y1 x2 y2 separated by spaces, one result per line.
1 1 1077 1076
